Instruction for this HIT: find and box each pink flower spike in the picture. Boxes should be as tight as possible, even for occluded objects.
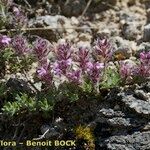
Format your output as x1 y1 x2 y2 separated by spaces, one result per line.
13 7 20 15
1 35 11 45
95 62 104 69
37 67 47 76
66 58 72 65
86 62 93 69
140 52 146 60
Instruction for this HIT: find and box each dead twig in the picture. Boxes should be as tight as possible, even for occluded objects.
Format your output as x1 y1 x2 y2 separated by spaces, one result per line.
0 26 99 34
23 0 31 9
80 0 92 19
33 128 49 140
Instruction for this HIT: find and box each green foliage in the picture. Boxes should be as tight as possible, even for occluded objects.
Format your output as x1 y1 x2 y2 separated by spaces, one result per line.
0 2 7 29
100 67 121 89
0 0 12 29
2 93 36 116
2 48 14 60
0 82 7 97
57 83 80 102
2 92 55 116
2 101 20 116
15 93 36 111
82 80 93 93
38 98 54 112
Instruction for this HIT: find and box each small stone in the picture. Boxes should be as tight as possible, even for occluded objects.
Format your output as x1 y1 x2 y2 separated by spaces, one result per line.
122 22 140 40
134 90 149 101
71 17 79 25
143 24 150 42
146 9 150 23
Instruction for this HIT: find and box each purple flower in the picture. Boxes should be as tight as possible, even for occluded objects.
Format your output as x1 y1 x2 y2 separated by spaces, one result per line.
119 61 135 79
86 62 104 83
137 51 150 77
12 6 20 16
66 70 81 84
11 35 30 55
10 5 27 28
139 51 150 64
1 35 11 45
0 35 11 49
94 38 113 62
55 42 73 61
37 59 52 84
34 37 52 60
138 65 150 77
52 59 72 75
37 67 47 76
75 47 90 71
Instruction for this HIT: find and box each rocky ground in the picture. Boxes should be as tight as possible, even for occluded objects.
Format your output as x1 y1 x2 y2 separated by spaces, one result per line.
1 0 150 150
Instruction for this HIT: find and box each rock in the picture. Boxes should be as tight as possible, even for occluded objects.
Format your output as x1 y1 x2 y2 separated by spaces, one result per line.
137 42 150 52
143 82 150 92
6 78 33 94
118 8 146 41
71 17 79 25
40 125 60 138
119 93 150 116
134 89 150 101
107 117 131 127
78 33 92 42
99 108 125 118
106 131 150 150
122 22 141 40
76 41 91 49
143 24 150 42
29 15 73 30
110 36 137 58
118 9 145 23
143 122 150 131
59 0 86 17
146 8 150 23
89 0 117 13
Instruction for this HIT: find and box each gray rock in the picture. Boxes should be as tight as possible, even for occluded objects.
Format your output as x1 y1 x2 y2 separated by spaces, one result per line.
110 36 137 58
99 108 125 118
6 78 33 94
122 22 140 41
119 93 150 116
108 117 131 127
59 0 86 17
106 131 150 150
143 24 150 42
134 89 150 101
137 42 150 52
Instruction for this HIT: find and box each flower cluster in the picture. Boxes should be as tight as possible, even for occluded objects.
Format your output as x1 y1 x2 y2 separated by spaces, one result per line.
11 5 27 28
119 61 134 78
33 37 52 60
0 32 150 88
86 62 104 83
37 59 53 84
0 34 11 48
33 37 53 84
138 51 150 77
93 38 113 62
52 41 73 75
75 47 90 71
11 35 30 55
